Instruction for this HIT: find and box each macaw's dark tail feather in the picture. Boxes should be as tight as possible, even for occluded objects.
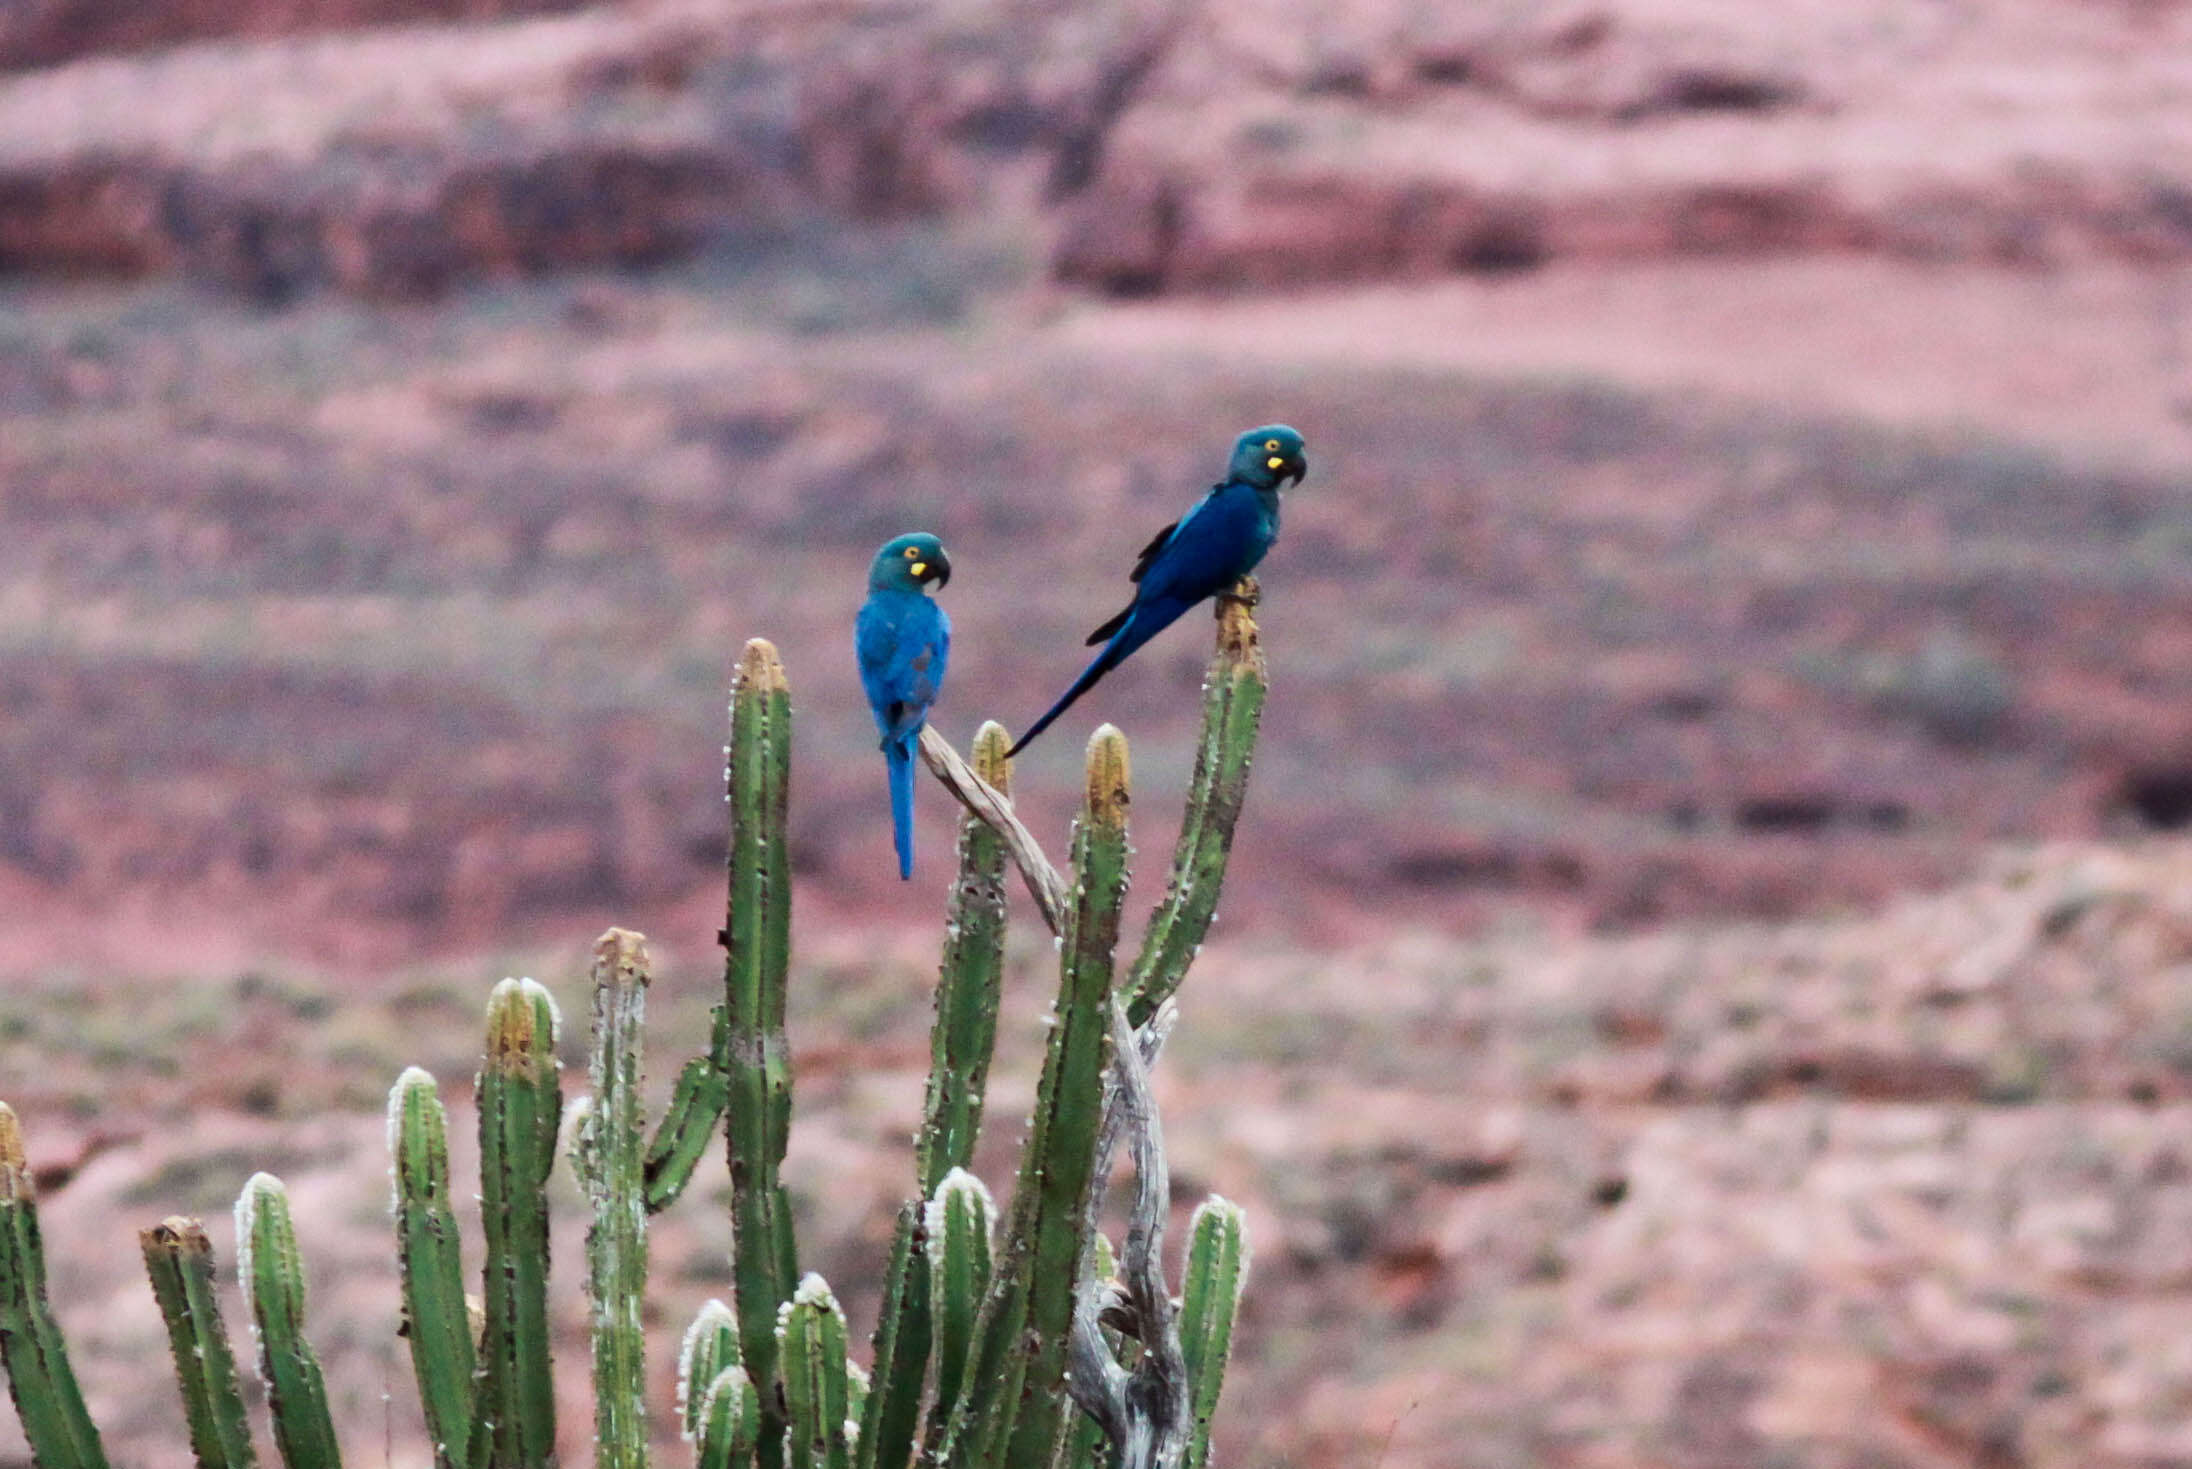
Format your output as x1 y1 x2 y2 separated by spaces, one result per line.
887 736 916 880
1085 602 1133 646
1006 642 1123 758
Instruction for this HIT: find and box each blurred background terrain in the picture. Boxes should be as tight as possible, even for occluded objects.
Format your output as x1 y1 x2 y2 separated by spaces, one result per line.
5 0 2192 1464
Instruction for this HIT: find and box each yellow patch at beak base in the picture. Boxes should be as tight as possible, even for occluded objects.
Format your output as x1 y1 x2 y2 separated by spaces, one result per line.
910 562 927 578
1267 456 1285 470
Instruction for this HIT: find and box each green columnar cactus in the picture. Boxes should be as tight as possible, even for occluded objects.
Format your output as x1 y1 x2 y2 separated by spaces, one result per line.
677 1300 740 1442
389 1068 475 1469
1127 584 1266 1026
777 1275 854 1469
0 594 1268 1469
693 1368 760 1469
469 979 562 1469
141 1217 258 1469
1176 1201 1250 1469
584 930 653 1469
724 638 800 1469
0 1103 109 1469
945 728 1132 1469
235 1174 342 1469
922 1168 994 1447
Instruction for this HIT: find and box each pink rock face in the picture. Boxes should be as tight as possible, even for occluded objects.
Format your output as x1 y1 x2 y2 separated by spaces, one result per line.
0 0 592 72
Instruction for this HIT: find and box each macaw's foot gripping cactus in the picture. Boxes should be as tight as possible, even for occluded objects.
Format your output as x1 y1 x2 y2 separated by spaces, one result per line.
0 581 1265 1469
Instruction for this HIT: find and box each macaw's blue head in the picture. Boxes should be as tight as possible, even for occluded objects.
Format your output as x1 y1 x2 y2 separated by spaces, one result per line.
1228 424 1308 490
869 532 952 593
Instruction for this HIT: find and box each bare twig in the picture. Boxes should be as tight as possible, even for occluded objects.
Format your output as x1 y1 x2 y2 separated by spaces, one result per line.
1066 999 1189 1469
918 724 1069 934
1114 997 1190 1469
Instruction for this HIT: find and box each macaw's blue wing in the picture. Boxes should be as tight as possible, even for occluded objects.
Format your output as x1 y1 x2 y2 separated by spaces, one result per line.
857 592 951 878
1008 485 1270 756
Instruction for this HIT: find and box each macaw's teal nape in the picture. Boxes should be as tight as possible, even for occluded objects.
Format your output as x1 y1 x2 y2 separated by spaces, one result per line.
1009 424 1305 756
857 532 954 878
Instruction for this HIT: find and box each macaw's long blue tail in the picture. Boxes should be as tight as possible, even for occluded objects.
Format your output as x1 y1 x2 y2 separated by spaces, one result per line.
887 734 916 880
1007 646 1119 757
1008 599 1187 757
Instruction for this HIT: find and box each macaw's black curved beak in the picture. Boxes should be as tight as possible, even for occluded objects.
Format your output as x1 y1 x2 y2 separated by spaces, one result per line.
1284 453 1308 487
922 550 952 589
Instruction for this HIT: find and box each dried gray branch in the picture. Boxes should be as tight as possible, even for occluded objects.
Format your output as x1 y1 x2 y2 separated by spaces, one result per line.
1066 999 1189 1469
917 723 1069 935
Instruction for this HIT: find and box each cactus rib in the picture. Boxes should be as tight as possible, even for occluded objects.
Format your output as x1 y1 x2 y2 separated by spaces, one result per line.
851 1204 927 1469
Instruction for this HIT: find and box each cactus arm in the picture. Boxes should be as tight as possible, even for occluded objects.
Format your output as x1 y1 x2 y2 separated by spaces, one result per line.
0 1103 111 1469
946 728 1131 1469
693 1368 760 1469
585 930 653 1469
777 1275 853 1469
922 1169 995 1456
643 1004 729 1213
676 1301 741 1443
1126 584 1266 1026
468 979 563 1469
1176 1202 1249 1469
918 721 1015 1193
850 1204 926 1469
387 1069 474 1469
142 1217 259 1469
723 640 801 1469
235 1174 342 1469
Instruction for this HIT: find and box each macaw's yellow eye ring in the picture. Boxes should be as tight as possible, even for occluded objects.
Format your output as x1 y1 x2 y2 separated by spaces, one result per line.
904 546 920 558
1265 438 1281 451
1267 456 1285 470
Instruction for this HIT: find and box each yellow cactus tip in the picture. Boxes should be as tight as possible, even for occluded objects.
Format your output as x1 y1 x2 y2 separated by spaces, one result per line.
485 978 557 1072
972 720 1014 791
1084 725 1131 822
143 1216 208 1253
593 926 651 981
736 637 788 694
0 1102 23 1171
1217 582 1262 664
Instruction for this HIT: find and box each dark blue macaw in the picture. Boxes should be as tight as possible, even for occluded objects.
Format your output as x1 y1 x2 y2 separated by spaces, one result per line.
1009 424 1307 755
857 532 953 879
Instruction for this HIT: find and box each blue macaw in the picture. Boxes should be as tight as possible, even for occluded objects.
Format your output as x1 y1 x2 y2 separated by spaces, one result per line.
1009 424 1307 755
857 532 953 879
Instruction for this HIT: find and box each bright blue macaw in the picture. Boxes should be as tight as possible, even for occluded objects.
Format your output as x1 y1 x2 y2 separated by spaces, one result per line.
1009 424 1307 755
857 532 953 879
